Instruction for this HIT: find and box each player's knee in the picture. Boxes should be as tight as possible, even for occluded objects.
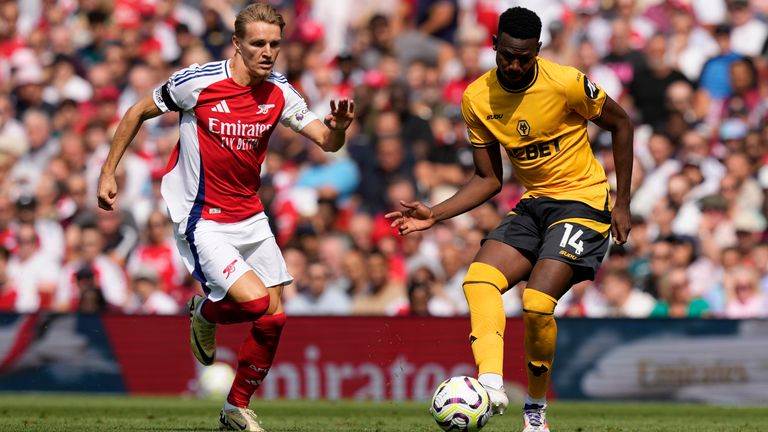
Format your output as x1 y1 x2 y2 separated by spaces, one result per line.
522 289 557 316
462 262 508 298
237 295 270 321
228 271 270 302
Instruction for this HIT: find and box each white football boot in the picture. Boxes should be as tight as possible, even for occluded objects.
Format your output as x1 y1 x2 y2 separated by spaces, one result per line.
219 407 266 431
187 295 216 366
482 385 509 416
522 403 550 432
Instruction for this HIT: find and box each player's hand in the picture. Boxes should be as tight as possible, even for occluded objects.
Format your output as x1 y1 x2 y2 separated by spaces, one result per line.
97 171 118 211
611 203 631 245
324 98 355 131
385 200 436 236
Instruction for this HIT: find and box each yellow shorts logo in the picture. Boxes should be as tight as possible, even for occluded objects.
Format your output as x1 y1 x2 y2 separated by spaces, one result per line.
559 250 577 260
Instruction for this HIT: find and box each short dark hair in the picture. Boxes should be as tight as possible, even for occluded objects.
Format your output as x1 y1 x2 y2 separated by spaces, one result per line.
498 7 542 41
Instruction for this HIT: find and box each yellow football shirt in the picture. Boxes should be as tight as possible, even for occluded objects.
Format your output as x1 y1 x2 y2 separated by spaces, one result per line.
461 56 610 210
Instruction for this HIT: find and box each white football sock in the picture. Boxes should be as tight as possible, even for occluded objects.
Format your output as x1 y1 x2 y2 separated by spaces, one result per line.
478 373 503 389
223 400 241 411
524 394 547 406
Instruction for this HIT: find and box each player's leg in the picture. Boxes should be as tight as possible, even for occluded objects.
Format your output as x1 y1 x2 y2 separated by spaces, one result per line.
220 235 292 430
520 259 573 432
521 202 611 432
220 285 285 432
225 285 285 409
464 239 534 416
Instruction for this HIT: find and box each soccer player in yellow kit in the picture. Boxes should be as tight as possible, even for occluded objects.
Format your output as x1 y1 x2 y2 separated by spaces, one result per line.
387 7 633 432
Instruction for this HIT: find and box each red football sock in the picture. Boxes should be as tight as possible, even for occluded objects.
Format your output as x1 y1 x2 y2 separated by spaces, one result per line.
200 296 270 324
227 313 287 407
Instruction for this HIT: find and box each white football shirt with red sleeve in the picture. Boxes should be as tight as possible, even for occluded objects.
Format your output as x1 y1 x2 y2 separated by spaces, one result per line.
152 59 318 227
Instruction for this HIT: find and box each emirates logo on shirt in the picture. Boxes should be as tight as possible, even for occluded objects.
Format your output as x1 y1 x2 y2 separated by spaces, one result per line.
208 118 272 151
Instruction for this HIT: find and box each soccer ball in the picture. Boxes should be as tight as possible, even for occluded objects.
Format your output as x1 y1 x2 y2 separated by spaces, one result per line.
429 376 491 432
197 362 235 398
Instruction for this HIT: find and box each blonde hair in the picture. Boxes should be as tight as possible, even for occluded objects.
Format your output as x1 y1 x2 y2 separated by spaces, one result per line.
234 3 285 38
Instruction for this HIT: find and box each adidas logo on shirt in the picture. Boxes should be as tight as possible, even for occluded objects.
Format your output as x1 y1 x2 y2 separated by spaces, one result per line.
211 100 231 113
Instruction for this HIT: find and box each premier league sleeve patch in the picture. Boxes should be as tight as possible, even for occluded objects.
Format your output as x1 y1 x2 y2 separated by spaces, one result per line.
284 107 317 131
583 76 600 100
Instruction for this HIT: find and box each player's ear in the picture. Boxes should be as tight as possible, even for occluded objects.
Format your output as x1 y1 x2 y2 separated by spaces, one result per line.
492 34 498 51
537 41 542 54
232 35 241 52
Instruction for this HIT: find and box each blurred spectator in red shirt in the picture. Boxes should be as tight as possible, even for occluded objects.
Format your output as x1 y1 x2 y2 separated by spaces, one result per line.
127 210 188 306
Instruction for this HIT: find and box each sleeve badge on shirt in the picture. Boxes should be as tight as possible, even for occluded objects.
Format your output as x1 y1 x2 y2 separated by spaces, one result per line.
583 76 600 99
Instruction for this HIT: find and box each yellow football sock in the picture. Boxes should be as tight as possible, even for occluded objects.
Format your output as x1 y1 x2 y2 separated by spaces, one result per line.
463 262 508 377
522 288 558 400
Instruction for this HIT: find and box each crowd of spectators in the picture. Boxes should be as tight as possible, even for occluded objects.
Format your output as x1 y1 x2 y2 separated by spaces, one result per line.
0 0 766 318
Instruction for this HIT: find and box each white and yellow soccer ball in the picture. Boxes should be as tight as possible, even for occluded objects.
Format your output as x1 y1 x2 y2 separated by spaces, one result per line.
429 376 491 432
197 362 235 398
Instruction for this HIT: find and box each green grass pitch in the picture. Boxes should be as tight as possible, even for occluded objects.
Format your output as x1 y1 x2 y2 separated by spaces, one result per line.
0 394 765 431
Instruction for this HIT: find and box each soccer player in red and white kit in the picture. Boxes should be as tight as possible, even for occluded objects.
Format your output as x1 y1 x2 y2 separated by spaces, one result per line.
96 3 354 431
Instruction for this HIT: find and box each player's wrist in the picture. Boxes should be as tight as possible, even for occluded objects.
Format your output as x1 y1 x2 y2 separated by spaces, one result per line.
612 199 630 209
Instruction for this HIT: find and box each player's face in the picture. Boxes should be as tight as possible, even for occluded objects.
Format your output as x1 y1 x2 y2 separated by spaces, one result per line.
234 21 282 81
493 33 540 86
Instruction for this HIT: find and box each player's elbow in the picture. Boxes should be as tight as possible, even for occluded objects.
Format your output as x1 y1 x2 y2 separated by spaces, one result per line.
484 178 502 196
491 183 502 196
319 141 343 153
124 103 143 120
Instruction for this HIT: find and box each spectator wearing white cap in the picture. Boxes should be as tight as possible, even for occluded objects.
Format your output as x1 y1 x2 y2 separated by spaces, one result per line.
12 63 55 118
732 211 766 256
125 265 179 315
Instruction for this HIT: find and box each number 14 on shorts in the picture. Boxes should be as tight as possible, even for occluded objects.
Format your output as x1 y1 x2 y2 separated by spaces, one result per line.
559 223 584 255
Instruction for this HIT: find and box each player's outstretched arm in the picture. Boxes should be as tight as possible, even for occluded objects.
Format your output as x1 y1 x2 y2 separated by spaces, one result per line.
591 96 633 245
386 143 503 235
97 95 163 211
299 98 355 153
